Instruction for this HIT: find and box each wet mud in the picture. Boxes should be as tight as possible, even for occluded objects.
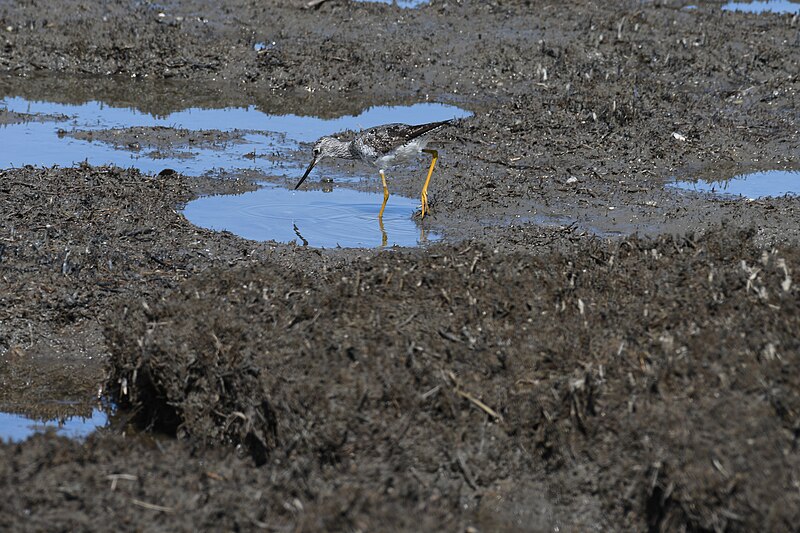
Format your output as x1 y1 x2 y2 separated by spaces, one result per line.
0 108 69 125
1 0 799 531
64 126 250 155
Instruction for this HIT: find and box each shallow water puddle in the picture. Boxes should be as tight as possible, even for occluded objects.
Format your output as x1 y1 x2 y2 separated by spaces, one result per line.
0 408 107 442
354 0 429 7
721 1 800 13
1 97 468 247
0 97 467 176
671 169 800 199
184 183 434 248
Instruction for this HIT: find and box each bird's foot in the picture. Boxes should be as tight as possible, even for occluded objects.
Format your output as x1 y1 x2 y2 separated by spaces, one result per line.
417 197 432 220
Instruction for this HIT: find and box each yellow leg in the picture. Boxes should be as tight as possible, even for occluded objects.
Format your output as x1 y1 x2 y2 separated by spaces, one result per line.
378 170 390 219
420 149 438 219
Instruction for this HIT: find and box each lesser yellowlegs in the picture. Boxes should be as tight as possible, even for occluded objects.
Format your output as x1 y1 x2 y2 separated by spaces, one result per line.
293 119 453 219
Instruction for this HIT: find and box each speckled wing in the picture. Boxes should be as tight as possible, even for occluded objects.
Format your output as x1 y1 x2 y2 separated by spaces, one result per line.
355 120 452 160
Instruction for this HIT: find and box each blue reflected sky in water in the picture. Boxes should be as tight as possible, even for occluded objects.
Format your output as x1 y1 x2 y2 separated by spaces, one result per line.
0 97 470 177
671 170 800 199
353 0 428 8
721 1 800 13
0 408 108 442
184 183 438 248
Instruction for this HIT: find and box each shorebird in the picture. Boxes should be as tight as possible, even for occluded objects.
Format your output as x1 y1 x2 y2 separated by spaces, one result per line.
293 119 453 219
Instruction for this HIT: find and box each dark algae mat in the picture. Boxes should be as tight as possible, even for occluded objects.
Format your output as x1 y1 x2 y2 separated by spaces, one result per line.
1 0 799 530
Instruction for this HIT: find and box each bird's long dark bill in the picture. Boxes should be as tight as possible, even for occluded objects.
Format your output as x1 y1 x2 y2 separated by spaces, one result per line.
294 158 317 190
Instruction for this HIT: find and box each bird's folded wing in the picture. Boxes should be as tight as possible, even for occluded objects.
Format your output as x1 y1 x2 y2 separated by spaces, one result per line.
358 120 452 155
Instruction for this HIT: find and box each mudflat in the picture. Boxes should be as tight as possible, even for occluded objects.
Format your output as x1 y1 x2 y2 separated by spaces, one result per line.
1 0 798 530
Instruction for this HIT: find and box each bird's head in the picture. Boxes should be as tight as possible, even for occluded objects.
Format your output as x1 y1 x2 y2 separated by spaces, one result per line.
313 136 343 159
294 136 340 190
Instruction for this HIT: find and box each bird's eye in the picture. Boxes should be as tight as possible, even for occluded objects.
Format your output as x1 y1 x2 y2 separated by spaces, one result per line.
313 148 320 155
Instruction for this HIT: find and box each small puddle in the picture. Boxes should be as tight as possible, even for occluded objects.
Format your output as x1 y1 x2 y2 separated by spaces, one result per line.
354 0 429 7
1 95 469 247
254 42 275 52
670 169 800 199
721 1 800 13
185 183 434 248
0 407 108 442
